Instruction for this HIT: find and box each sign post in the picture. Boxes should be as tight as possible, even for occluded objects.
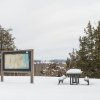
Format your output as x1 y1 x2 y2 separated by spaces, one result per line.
1 49 34 83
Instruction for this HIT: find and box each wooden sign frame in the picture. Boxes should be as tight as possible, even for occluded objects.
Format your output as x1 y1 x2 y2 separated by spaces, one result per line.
1 49 34 83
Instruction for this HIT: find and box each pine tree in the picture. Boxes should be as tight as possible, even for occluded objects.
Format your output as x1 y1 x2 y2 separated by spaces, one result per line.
77 21 96 77
0 25 16 75
67 21 95 77
77 36 89 69
0 26 16 51
66 58 71 69
76 21 100 77
93 21 100 77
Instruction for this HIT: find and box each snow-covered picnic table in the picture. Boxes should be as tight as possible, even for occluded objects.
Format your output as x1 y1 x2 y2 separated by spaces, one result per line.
66 69 82 85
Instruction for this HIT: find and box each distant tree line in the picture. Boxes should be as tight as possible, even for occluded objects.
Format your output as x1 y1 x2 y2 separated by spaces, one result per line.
66 21 100 78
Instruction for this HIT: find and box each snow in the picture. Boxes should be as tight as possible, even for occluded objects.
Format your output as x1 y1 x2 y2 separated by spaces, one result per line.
0 76 100 100
67 69 82 74
58 75 66 80
84 76 89 81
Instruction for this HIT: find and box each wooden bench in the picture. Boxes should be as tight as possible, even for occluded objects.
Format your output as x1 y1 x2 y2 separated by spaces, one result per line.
58 75 66 84
84 76 89 85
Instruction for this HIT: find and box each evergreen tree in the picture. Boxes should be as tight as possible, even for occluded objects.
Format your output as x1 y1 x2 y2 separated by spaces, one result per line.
77 21 95 77
66 48 79 71
66 58 71 69
93 21 100 77
66 21 100 78
0 25 16 75
0 26 16 51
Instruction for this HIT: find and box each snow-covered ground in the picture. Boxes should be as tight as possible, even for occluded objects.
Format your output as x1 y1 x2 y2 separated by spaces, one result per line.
0 76 100 100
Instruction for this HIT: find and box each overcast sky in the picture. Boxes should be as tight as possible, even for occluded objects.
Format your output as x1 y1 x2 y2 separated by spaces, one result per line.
0 0 100 60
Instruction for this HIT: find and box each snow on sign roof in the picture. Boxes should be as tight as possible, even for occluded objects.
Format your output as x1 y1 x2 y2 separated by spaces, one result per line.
66 69 82 74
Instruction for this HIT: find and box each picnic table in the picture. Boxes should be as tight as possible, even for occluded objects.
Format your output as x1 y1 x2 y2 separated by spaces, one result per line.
66 69 82 85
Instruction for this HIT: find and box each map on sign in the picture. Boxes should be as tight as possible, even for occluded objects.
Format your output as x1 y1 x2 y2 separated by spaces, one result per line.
4 54 29 69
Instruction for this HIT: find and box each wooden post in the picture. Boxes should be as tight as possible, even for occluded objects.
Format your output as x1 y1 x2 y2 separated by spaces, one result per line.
78 75 79 84
76 74 79 84
72 75 74 84
30 49 34 83
70 74 72 85
1 72 4 82
1 51 4 82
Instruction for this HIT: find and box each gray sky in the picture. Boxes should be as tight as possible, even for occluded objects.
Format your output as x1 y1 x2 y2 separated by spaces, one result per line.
0 0 100 60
